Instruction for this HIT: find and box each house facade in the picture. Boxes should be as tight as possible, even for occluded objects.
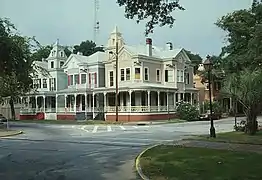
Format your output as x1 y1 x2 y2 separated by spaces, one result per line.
16 26 198 122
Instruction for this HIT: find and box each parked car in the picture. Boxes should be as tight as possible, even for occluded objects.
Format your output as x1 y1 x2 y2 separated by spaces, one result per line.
0 114 7 125
199 110 222 121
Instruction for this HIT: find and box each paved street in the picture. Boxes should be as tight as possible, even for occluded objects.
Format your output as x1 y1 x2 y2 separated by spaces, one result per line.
0 117 246 180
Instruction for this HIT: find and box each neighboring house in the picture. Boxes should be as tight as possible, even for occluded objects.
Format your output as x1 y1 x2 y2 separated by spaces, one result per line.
18 26 198 121
193 74 232 113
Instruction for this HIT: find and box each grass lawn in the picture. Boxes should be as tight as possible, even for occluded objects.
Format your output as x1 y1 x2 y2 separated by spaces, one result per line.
0 129 22 137
194 131 262 145
140 145 262 180
10 119 123 125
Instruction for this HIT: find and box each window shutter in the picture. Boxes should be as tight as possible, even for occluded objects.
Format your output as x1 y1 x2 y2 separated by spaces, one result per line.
89 73 91 88
68 75 70 86
94 72 97 87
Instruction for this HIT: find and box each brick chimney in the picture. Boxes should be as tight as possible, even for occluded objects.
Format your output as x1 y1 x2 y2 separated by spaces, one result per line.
146 38 152 56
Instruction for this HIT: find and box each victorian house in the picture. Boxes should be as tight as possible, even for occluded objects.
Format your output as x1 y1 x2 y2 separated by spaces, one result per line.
16 26 198 122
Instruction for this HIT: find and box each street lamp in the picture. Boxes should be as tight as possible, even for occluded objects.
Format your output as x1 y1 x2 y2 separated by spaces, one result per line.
198 55 216 138
109 41 119 122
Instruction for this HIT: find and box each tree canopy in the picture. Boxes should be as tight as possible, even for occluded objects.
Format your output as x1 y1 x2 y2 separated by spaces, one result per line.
116 0 184 35
73 40 104 56
185 50 202 74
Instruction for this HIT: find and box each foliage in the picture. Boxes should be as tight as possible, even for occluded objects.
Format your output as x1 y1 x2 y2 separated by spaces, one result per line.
216 2 262 73
116 0 185 35
176 102 199 121
31 45 52 61
73 40 104 56
200 101 222 114
0 18 34 120
222 69 262 134
185 50 202 74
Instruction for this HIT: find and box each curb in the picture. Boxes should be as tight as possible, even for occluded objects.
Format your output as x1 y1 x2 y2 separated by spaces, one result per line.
0 130 23 138
135 144 160 180
135 141 189 180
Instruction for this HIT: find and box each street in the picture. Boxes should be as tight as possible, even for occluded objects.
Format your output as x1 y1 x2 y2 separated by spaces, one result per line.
0 118 242 180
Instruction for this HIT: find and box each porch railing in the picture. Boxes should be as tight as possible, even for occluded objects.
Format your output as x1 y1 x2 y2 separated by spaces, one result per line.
20 106 177 114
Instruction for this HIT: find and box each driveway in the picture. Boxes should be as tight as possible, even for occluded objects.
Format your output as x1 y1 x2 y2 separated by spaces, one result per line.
0 117 241 180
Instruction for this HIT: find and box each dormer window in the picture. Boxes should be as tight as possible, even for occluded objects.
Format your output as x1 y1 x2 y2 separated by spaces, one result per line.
112 38 115 45
60 52 63 57
60 61 64 68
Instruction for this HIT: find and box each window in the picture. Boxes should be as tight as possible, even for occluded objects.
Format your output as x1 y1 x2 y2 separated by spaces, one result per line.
156 69 160 82
60 52 63 57
109 71 114 86
185 72 190 84
135 68 141 79
180 70 184 82
49 78 56 91
177 70 184 82
144 67 149 81
38 79 42 88
165 70 174 82
81 74 87 84
70 75 73 85
126 68 130 80
60 61 64 68
43 79 47 88
51 61 54 68
74 74 79 84
120 69 125 81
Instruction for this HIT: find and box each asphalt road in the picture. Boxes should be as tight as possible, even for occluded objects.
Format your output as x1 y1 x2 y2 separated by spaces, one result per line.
0 117 245 180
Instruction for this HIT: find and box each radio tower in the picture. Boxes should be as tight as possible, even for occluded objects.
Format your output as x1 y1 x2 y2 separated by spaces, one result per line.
94 0 100 44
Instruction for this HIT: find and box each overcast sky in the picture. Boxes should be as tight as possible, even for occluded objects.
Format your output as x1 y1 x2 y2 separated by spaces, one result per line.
1 0 251 57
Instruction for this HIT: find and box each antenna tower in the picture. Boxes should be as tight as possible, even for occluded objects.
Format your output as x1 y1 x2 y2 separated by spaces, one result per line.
94 0 100 43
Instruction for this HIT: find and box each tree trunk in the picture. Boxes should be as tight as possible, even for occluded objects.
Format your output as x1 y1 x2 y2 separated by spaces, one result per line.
9 96 15 120
245 109 257 135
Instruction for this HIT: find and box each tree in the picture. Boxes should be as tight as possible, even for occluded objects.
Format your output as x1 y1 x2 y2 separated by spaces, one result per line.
0 18 34 120
31 45 52 61
185 50 202 74
116 0 185 35
222 70 262 135
73 40 104 56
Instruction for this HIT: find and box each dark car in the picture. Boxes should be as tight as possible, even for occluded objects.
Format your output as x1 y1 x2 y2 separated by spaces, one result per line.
0 114 7 124
199 110 222 121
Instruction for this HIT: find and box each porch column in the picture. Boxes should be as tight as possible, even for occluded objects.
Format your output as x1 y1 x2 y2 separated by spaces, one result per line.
177 93 181 103
74 93 77 113
190 93 193 105
79 95 82 111
230 97 233 110
43 96 46 112
92 92 95 119
84 93 87 114
35 96 38 111
120 92 124 106
166 92 169 112
88 94 91 112
173 92 176 107
129 90 132 112
157 91 160 111
64 95 67 112
147 90 150 112
56 94 58 113
104 92 107 112
27 96 30 108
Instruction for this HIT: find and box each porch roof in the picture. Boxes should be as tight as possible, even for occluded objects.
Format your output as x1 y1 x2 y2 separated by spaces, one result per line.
94 83 178 93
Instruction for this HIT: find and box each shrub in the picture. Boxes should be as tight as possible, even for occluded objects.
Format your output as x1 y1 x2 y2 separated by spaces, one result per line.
176 101 199 121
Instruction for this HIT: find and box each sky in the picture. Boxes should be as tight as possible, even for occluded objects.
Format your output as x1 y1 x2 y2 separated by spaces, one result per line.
0 0 252 58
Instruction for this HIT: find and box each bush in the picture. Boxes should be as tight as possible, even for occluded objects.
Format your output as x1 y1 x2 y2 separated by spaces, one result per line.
176 101 199 121
199 101 222 114
234 120 258 132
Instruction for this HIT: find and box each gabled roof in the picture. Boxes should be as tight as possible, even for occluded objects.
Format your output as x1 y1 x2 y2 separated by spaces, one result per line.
63 51 106 68
123 45 187 61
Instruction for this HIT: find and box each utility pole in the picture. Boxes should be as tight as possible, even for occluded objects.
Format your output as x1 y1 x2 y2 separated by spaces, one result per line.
115 40 119 122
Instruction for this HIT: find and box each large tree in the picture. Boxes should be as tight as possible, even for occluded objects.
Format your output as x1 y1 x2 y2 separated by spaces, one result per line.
216 1 262 134
185 50 202 74
0 18 34 120
116 0 185 35
73 40 104 56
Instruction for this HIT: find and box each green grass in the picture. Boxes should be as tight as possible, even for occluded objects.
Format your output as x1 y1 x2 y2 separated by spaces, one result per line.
193 131 262 145
140 145 262 180
10 119 123 125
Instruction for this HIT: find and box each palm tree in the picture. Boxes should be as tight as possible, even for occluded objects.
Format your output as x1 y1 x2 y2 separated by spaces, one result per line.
222 69 262 135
